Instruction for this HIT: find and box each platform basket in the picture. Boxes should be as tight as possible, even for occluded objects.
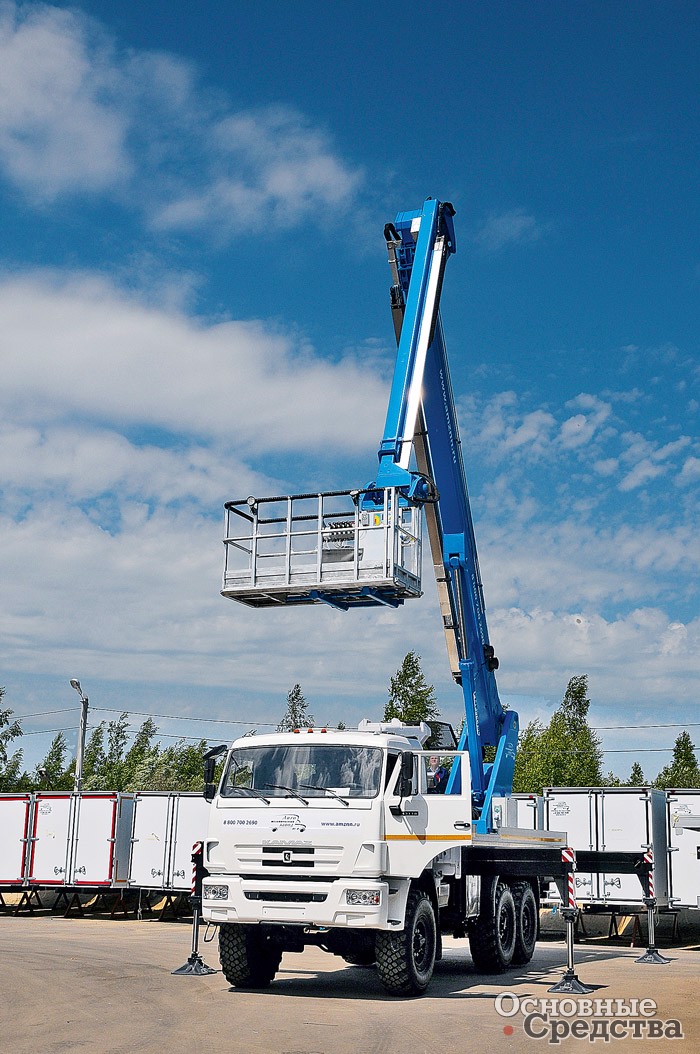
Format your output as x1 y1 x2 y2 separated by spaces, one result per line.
222 488 422 610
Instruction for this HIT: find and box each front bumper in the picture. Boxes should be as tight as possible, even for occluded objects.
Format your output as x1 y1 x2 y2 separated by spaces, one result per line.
202 875 393 928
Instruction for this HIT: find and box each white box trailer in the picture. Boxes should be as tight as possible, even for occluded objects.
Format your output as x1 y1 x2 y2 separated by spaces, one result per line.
667 789 700 909
129 793 210 890
544 787 669 907
27 793 135 887
0 794 33 885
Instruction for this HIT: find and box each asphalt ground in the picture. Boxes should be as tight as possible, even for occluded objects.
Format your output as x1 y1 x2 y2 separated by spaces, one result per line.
1 916 698 1054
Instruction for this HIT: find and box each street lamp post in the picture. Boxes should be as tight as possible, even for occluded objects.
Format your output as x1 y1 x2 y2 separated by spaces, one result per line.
70 679 89 793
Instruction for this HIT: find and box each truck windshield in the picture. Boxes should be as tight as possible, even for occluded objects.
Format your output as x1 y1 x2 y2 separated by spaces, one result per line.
221 744 383 800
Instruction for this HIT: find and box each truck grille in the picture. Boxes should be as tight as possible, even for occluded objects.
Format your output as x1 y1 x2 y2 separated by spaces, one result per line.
262 846 313 867
235 844 343 873
243 891 327 903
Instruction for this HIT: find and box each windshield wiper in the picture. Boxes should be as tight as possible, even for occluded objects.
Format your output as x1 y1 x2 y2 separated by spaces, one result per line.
299 783 349 806
230 785 270 804
264 783 309 805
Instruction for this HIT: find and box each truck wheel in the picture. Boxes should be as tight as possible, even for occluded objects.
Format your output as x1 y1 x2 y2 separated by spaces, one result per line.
375 889 436 995
219 923 282 988
469 878 516 972
511 881 538 965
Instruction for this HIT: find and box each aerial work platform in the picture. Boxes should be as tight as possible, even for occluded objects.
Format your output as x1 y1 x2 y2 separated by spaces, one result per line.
221 488 422 610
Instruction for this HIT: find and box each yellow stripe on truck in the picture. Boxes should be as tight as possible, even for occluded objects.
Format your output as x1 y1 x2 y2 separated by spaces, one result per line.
384 833 472 841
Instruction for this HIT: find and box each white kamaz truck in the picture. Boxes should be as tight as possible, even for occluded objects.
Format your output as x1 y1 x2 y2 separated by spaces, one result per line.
201 720 565 994
200 200 649 994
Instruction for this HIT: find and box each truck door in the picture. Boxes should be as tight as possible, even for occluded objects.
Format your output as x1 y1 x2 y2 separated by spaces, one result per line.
383 752 472 877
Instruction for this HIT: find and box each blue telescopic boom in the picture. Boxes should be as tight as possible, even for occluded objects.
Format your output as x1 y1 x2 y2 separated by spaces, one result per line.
373 199 518 828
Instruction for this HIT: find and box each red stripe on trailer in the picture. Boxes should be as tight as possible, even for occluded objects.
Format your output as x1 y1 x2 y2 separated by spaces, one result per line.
27 794 41 881
106 796 117 882
0 795 32 883
561 847 576 865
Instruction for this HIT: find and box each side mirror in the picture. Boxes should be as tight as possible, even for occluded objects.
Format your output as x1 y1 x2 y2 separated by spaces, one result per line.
202 743 227 801
399 751 414 798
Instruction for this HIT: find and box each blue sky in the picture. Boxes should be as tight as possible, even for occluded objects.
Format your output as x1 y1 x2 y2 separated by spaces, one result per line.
1 1 698 780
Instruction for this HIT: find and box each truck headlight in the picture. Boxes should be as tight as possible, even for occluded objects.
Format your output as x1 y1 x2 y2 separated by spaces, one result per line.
346 888 381 907
203 884 229 900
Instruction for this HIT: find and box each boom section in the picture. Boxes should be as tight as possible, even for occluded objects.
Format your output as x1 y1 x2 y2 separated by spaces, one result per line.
374 199 518 811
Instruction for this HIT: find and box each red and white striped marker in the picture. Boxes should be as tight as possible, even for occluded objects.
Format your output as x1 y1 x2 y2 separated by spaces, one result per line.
562 847 577 908
192 841 202 897
644 849 654 898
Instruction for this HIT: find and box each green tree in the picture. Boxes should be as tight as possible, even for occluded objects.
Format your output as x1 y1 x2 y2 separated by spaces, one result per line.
82 722 107 787
127 739 208 791
0 694 27 791
654 731 700 789
512 676 603 794
277 684 313 731
384 652 439 725
512 719 547 794
36 732 73 790
627 761 645 786
82 713 133 790
121 717 158 787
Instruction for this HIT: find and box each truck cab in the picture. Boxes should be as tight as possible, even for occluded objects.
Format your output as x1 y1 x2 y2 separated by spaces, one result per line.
201 722 487 993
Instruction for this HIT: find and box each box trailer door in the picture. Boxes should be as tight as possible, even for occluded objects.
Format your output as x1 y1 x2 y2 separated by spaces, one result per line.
597 790 668 906
129 794 173 889
29 795 73 884
0 795 32 884
72 795 119 885
596 791 650 904
169 795 211 890
544 790 598 902
668 792 700 909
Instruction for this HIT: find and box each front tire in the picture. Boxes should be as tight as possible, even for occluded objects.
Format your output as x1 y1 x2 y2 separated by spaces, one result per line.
376 889 437 995
469 878 516 972
219 923 282 988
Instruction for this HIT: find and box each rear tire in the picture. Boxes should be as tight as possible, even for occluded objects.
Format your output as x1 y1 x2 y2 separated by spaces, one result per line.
469 878 516 972
376 889 436 995
511 881 538 965
219 923 282 988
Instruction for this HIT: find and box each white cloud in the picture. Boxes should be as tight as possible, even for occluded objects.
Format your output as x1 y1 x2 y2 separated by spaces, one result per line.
0 272 386 453
618 457 665 491
475 208 544 253
490 606 700 704
0 423 271 506
153 108 362 233
559 394 611 449
0 2 130 197
677 456 700 486
0 2 362 229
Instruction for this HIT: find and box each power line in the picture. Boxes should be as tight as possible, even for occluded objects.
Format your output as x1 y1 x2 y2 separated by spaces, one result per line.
89 706 279 727
21 727 76 736
592 722 700 730
13 708 78 720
